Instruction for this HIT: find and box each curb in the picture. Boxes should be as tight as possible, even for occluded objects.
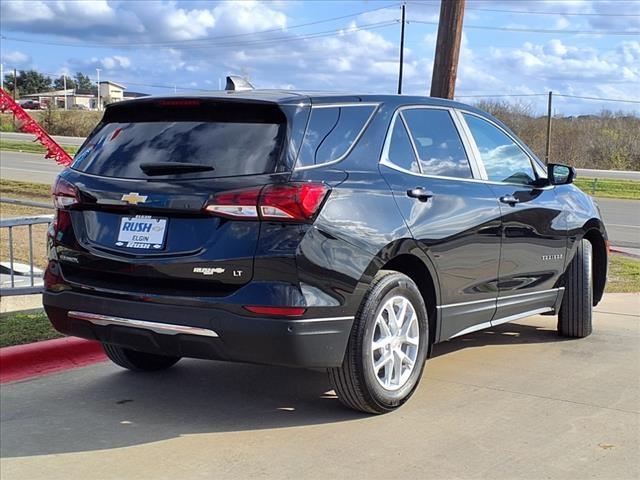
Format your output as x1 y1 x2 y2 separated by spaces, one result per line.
610 247 640 258
0 337 106 384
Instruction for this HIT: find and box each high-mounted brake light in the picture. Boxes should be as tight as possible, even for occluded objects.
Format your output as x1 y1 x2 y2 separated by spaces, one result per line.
52 176 79 209
204 183 329 222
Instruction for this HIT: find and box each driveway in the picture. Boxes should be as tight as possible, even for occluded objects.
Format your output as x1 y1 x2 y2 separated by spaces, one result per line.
1 293 639 480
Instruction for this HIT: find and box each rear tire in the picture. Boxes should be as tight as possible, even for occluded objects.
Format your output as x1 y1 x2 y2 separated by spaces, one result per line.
558 239 593 338
329 270 429 414
102 343 181 372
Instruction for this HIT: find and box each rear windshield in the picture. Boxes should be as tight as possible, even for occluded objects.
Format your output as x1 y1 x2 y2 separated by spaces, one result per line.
72 101 287 179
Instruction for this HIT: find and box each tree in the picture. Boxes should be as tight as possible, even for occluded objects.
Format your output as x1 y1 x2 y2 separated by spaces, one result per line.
16 70 53 95
54 75 78 91
74 72 96 94
3 70 53 96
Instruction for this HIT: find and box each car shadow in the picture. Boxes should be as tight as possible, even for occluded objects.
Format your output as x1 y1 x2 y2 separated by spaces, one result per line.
431 321 571 357
1 320 568 458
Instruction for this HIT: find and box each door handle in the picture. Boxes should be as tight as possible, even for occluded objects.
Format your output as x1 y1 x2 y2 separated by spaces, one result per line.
407 187 434 202
500 194 519 205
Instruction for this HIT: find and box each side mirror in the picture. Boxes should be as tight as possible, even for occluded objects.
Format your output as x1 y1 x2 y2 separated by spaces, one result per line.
548 163 576 185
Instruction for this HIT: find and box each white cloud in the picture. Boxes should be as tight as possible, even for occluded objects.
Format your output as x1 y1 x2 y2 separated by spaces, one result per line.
0 50 30 64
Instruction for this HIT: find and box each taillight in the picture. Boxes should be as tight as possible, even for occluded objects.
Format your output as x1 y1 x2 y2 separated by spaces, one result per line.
204 183 329 222
244 306 306 317
52 176 79 209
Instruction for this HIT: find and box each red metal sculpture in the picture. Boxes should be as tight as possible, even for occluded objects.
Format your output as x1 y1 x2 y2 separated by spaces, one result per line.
0 88 73 166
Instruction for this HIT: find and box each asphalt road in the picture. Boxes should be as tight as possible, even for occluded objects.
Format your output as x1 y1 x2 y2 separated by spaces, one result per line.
1 294 638 480
578 168 640 181
0 131 85 146
0 151 63 184
596 198 640 249
0 151 638 247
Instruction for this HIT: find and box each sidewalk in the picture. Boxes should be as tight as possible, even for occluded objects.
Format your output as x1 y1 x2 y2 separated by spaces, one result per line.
1 293 638 480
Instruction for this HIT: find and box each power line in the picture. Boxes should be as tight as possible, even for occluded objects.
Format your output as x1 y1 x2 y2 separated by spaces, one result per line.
455 93 547 98
0 3 400 49
464 6 640 17
1 20 399 51
555 94 640 104
409 19 640 35
454 92 640 104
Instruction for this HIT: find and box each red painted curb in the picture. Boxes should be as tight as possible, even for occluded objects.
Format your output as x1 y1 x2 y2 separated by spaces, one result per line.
0 337 107 384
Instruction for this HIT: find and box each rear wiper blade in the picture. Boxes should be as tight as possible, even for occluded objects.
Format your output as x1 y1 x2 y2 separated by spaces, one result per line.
140 162 214 176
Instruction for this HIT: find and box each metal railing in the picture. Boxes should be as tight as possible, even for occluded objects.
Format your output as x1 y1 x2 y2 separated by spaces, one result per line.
1 198 54 296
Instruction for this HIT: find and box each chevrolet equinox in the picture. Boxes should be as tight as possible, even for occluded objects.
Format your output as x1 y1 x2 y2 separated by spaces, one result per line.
44 90 608 413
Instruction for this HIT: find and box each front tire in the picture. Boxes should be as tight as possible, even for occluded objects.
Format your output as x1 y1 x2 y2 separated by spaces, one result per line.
329 270 429 414
102 343 181 372
558 239 593 338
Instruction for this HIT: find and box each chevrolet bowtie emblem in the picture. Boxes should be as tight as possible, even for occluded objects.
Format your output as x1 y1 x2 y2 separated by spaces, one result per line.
121 192 148 205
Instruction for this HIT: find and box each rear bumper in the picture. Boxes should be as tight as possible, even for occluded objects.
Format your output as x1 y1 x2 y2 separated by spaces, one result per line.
43 290 353 368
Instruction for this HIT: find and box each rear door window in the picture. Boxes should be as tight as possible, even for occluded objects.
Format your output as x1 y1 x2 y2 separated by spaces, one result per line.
72 101 287 179
383 117 420 173
401 109 473 179
296 105 376 168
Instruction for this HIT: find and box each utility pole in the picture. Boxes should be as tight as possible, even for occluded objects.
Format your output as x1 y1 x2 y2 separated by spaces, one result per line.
397 3 406 95
13 69 17 100
430 0 466 99
63 74 68 110
96 68 101 110
0 63 3 91
545 91 553 165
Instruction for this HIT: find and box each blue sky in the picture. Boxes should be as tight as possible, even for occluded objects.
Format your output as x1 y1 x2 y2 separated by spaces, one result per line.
1 0 639 115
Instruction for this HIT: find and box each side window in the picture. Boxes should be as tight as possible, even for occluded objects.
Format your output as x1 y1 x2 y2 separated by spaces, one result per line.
463 113 536 185
401 109 473 179
296 105 375 168
384 117 420 173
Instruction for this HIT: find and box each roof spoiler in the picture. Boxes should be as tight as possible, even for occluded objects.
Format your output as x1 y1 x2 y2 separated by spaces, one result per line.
225 75 254 91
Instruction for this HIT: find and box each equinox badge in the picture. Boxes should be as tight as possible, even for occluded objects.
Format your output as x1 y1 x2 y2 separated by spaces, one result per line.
193 267 225 275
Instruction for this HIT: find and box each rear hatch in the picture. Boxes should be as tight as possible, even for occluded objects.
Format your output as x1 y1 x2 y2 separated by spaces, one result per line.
55 97 308 295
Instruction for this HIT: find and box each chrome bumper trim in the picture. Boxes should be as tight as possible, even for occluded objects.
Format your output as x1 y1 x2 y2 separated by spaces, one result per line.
68 311 219 338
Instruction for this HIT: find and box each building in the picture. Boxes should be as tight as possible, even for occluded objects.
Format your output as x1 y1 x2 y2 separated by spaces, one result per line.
20 89 94 109
98 81 126 107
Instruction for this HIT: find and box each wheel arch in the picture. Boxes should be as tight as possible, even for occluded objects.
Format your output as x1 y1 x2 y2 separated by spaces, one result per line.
360 240 442 351
582 227 608 306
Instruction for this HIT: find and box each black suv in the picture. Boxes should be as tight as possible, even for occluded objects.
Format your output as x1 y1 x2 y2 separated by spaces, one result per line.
44 91 608 414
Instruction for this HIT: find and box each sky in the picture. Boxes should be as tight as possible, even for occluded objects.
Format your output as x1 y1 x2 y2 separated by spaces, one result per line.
1 0 639 115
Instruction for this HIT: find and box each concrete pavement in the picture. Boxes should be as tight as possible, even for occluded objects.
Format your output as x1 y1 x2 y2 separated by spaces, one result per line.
2 293 638 480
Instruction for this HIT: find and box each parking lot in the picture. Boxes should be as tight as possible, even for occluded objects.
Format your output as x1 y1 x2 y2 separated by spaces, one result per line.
1 293 638 480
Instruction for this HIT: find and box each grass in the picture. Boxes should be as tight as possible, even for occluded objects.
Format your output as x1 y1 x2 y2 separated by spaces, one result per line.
607 253 640 293
0 310 62 348
0 139 78 156
1 179 53 271
0 178 53 200
574 178 640 200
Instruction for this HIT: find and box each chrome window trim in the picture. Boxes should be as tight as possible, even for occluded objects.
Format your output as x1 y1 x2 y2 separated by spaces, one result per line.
457 109 548 186
379 105 483 180
294 103 380 171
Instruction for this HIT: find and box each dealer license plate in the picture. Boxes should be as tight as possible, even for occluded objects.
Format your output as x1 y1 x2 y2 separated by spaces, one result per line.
116 216 167 249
